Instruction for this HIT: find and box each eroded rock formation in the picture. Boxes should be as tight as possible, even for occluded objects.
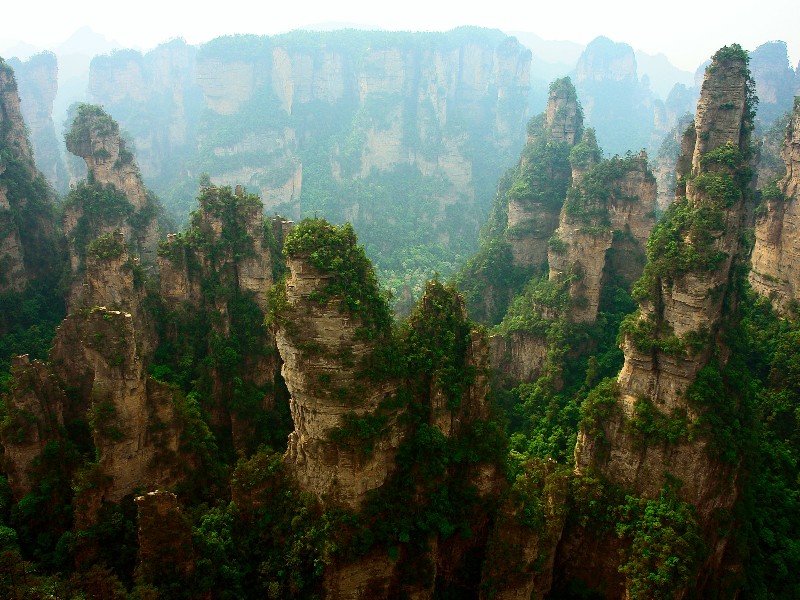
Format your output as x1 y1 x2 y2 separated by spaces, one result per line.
750 98 800 311
275 226 402 509
506 78 582 271
548 148 655 323
63 104 162 289
572 45 756 596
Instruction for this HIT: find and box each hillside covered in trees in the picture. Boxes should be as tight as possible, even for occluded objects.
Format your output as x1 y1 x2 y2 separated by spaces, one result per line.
0 36 799 599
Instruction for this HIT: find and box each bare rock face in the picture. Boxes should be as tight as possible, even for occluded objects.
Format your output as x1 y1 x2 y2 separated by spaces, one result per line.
276 254 401 509
0 58 60 293
548 151 655 323
489 331 549 385
750 99 800 311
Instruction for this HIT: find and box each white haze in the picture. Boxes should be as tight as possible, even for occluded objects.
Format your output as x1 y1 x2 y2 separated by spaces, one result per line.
1 0 797 74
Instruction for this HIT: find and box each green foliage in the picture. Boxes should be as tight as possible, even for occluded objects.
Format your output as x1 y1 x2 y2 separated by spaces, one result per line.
64 103 119 152
568 128 602 169
0 280 65 380
633 196 728 300
616 487 704 600
404 279 475 408
563 152 651 224
507 138 572 211
625 397 690 446
87 231 125 260
455 238 531 325
283 218 393 338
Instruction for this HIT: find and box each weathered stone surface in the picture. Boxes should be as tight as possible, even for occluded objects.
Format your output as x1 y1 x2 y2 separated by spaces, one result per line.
64 105 161 292
570 47 754 598
55 308 184 503
489 331 549 384
277 257 402 509
0 59 59 292
480 462 568 600
507 79 582 270
750 100 800 311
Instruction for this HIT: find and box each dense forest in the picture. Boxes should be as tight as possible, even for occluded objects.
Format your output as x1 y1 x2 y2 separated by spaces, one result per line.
0 31 800 600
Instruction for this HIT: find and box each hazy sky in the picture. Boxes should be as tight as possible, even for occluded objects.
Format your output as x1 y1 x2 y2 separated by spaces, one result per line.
2 0 797 71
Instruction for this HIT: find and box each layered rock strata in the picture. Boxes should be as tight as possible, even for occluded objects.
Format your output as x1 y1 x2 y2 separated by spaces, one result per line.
506 78 582 270
276 255 401 509
7 52 68 191
64 104 161 283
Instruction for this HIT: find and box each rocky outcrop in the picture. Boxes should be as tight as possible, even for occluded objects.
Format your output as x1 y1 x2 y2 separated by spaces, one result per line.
63 308 184 502
750 98 800 311
548 149 656 323
7 52 68 192
158 184 281 452
90 41 199 184
572 45 755 596
0 58 60 293
276 254 401 509
506 78 581 270
480 461 568 600
573 36 656 156
63 104 162 290
489 331 549 385
0 355 67 497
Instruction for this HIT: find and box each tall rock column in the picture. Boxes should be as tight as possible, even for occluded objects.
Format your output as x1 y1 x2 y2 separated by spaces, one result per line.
63 103 162 290
506 78 582 269
275 219 402 509
573 44 756 596
749 97 800 311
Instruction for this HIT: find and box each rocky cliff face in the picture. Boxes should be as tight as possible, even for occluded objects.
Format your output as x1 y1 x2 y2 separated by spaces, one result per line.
0 58 60 293
89 30 531 300
572 45 756 595
750 98 800 311
548 149 656 323
573 36 656 156
90 41 199 185
7 52 68 192
158 185 282 452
